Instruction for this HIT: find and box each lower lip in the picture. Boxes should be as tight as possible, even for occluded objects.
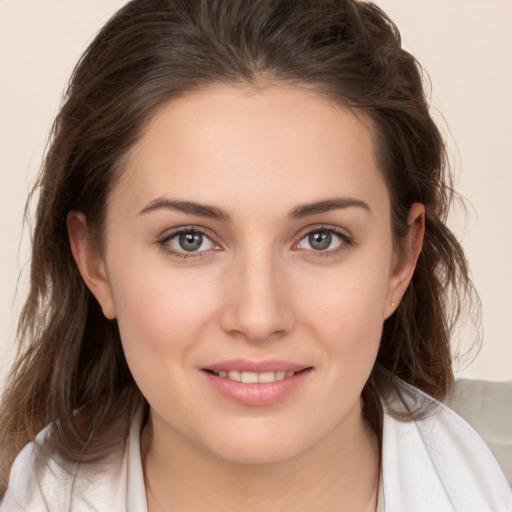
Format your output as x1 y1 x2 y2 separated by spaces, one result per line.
202 369 312 406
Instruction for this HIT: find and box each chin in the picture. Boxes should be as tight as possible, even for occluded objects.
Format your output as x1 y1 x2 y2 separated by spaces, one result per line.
213 439 302 466
198 420 317 466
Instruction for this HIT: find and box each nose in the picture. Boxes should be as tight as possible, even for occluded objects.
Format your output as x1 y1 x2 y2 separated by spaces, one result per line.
219 248 295 344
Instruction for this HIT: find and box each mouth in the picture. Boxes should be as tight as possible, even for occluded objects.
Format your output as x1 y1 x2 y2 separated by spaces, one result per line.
201 361 313 406
204 368 308 383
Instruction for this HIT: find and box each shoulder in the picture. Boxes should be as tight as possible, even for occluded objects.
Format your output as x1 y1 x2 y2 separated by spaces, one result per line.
380 380 512 512
0 414 141 512
1 425 72 511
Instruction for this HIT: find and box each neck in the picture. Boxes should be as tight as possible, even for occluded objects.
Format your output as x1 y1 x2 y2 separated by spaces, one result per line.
142 399 379 512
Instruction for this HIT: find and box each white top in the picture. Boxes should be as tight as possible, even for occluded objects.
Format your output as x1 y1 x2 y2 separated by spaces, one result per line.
1 384 511 512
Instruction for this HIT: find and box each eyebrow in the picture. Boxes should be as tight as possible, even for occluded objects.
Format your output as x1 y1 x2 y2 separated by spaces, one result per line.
290 198 372 219
139 198 230 221
139 196 371 221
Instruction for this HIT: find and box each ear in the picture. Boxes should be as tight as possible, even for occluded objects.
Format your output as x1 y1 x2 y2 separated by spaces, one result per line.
67 211 117 319
384 203 425 319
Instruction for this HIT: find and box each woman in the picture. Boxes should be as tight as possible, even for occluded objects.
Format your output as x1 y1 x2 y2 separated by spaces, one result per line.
0 0 510 510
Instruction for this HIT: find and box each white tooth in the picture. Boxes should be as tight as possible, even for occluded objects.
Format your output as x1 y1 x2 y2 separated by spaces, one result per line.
240 371 258 383
286 371 295 378
258 371 276 383
275 370 286 381
218 371 227 378
228 370 241 382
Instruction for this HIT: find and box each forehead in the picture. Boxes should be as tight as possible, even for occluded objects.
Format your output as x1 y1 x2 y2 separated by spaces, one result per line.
114 84 389 218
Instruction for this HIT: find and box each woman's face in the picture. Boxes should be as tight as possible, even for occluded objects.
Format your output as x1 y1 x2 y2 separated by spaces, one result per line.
71 84 421 464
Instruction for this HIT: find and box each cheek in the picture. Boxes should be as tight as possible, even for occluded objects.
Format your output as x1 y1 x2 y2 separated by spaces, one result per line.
300 261 391 333
295 253 392 371
108 265 221 415
106 256 218 369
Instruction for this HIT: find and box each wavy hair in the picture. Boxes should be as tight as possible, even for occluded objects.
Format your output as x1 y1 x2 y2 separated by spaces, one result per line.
0 0 478 493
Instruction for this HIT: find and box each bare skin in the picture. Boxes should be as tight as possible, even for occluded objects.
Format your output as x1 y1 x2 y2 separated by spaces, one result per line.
142 397 379 512
68 83 424 511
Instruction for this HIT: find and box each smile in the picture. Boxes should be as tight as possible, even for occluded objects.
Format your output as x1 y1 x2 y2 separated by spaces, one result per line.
202 361 312 406
208 370 298 383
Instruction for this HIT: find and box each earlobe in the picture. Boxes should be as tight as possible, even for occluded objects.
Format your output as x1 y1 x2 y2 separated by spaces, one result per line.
385 203 425 318
67 211 117 319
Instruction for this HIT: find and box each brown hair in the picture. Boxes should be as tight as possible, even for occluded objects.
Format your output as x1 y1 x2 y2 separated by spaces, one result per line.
0 0 477 493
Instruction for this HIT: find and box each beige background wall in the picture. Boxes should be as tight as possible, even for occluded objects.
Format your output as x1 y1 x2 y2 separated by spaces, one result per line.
1 0 511 390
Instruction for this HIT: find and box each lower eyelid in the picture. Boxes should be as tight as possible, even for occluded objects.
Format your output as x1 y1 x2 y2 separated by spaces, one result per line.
157 227 352 258
295 228 351 250
158 228 219 255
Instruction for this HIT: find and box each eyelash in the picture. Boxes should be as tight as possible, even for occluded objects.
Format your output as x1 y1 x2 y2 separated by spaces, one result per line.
294 225 354 257
157 225 354 260
158 226 219 260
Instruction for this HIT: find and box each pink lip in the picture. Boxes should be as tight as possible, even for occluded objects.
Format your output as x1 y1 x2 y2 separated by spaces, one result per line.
201 359 312 407
204 359 309 373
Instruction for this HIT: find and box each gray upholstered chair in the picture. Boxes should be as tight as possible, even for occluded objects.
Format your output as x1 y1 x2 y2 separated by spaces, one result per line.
446 379 512 488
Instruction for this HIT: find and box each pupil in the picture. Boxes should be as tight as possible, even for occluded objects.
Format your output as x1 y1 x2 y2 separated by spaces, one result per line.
179 232 203 251
309 231 331 251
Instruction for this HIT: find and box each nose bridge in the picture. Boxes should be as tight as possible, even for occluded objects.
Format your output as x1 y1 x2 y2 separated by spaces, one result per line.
221 243 293 342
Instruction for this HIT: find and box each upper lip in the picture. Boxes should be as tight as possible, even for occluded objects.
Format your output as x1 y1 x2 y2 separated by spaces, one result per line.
203 359 311 373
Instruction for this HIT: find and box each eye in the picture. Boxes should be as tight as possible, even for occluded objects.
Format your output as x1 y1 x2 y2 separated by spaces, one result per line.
162 229 217 255
296 228 348 253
